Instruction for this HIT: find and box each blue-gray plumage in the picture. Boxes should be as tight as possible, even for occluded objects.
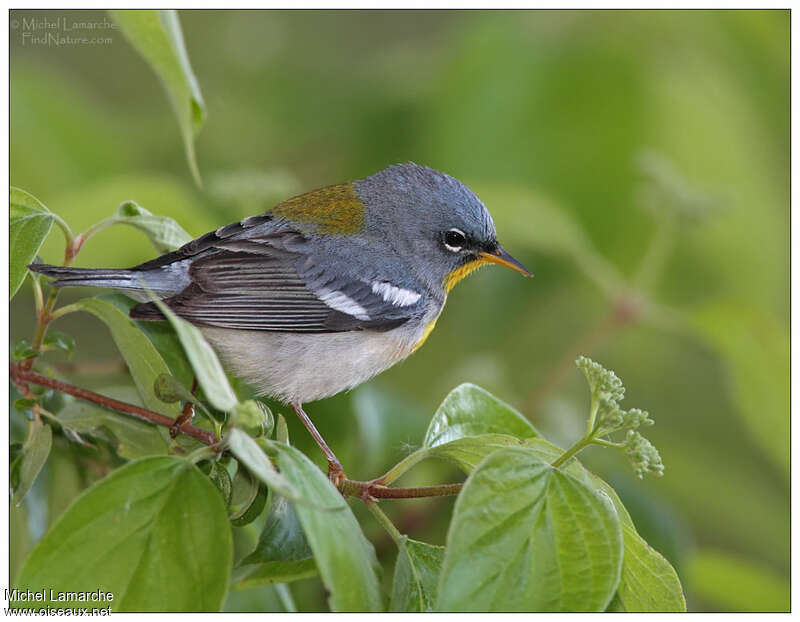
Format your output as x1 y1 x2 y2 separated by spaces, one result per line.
30 163 530 406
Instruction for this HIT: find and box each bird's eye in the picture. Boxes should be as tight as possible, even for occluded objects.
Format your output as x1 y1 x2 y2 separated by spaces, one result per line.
444 228 467 252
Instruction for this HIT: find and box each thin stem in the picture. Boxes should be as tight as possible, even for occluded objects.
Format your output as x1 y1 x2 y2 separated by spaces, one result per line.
592 438 626 449
51 213 75 252
585 392 600 436
32 276 44 315
366 499 404 545
186 445 218 464
10 363 217 446
551 436 592 469
72 216 120 255
48 302 82 323
23 290 60 370
274 584 297 614
23 243 78 370
376 449 430 486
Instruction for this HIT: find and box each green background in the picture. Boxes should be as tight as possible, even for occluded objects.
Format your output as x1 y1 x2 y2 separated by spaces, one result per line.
10 9 789 612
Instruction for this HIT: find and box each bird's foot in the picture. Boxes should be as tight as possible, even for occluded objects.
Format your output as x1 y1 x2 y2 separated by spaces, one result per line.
327 461 348 490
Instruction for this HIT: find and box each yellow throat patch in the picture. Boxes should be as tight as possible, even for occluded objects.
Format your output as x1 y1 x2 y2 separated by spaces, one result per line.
272 183 365 235
444 256 491 293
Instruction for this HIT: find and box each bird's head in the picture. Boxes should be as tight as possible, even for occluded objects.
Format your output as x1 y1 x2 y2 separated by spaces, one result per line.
355 163 532 293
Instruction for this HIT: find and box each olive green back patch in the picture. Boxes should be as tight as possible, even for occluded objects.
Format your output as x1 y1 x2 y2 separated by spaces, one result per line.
272 183 365 235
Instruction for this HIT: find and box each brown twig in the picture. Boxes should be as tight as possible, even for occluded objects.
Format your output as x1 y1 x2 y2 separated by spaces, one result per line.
10 363 217 446
341 479 463 500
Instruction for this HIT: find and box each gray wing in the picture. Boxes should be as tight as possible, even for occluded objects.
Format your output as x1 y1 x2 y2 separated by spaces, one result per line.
129 215 424 333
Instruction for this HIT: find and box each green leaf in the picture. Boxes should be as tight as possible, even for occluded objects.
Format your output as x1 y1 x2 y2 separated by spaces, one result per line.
230 483 268 527
233 400 274 438
227 429 304 505
235 496 317 588
230 461 258 507
45 442 85 527
242 495 312 564
390 539 445 612
614 523 685 612
14 456 232 611
108 10 205 185
269 442 383 612
208 461 233 507
12 339 39 361
393 434 524 482
149 296 238 412
153 372 192 404
234 558 317 591
437 447 623 612
102 200 193 253
135 319 196 387
688 549 789 613
424 434 525 472
377 383 542 497
13 421 52 506
692 302 789 475
10 187 55 298
55 386 173 458
424 383 539 448
522 437 637 529
97 292 194 387
275 414 289 444
12 398 36 412
71 297 180 418
42 330 76 358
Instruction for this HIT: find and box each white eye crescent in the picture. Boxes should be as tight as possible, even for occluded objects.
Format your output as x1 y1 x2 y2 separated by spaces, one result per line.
444 228 467 252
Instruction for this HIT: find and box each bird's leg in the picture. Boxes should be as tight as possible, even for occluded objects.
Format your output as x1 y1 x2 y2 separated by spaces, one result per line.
290 402 347 488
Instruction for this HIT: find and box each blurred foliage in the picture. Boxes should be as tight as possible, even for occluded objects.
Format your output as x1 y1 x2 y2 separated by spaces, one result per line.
10 8 788 612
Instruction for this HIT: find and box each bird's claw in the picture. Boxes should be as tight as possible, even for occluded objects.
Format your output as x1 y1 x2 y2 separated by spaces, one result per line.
327 461 347 491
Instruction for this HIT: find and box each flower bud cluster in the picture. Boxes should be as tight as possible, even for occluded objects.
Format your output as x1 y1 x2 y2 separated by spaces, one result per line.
575 356 664 478
623 431 664 479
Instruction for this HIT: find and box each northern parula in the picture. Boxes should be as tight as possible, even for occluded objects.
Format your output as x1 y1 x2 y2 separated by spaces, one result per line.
31 163 531 479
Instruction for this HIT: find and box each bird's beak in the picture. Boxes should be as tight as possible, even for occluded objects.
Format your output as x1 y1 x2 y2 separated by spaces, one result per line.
479 245 533 277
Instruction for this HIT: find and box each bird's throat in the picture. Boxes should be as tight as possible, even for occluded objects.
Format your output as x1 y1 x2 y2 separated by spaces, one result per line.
444 257 490 293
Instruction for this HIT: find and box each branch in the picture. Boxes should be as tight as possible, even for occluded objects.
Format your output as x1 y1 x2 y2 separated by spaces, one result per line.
10 363 217 446
341 479 463 500
10 363 464 501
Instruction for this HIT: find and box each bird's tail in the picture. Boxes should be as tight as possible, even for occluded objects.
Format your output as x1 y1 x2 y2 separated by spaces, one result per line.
27 264 183 304
28 264 141 290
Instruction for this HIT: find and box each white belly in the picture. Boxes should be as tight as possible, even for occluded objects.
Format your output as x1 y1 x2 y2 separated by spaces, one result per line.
201 323 423 404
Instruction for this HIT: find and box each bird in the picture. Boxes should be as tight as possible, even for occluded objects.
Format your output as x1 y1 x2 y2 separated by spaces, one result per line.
30 163 531 483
